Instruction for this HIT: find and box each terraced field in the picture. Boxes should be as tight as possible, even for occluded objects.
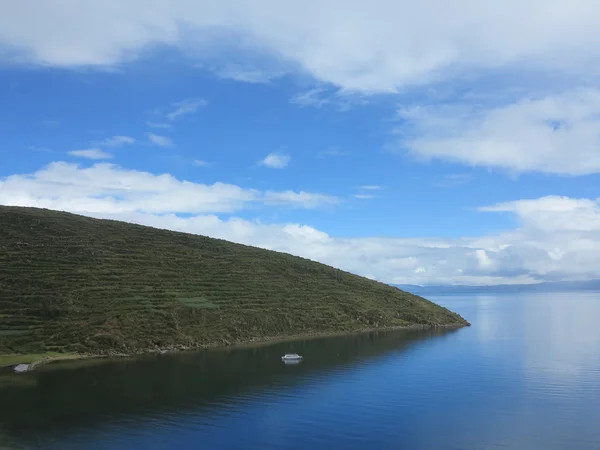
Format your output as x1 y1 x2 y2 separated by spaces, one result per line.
0 206 468 356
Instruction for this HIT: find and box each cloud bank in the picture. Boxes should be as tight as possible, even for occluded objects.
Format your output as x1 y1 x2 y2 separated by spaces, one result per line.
1 164 599 286
398 89 600 175
0 162 339 214
3 0 600 92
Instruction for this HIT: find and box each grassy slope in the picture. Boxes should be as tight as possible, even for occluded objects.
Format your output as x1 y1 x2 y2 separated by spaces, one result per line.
0 206 468 356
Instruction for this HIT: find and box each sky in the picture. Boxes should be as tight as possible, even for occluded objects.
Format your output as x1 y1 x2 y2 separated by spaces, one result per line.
1 0 600 286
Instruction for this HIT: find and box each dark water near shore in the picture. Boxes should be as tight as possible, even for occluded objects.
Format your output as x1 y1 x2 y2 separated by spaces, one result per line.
1 292 600 449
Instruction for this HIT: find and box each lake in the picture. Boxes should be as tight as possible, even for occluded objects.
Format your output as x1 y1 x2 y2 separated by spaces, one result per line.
1 292 600 449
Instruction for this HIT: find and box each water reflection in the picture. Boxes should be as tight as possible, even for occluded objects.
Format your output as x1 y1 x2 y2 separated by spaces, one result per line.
473 295 504 342
282 360 302 366
435 292 600 382
0 328 455 445
431 292 600 450
522 292 600 381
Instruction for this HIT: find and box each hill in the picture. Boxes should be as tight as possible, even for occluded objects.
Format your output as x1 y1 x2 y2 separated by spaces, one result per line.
0 207 468 359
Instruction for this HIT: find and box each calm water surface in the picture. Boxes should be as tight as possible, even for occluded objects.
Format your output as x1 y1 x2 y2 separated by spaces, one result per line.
1 292 600 449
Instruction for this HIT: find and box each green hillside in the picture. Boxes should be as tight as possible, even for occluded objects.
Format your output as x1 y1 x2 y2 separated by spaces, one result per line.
0 206 468 357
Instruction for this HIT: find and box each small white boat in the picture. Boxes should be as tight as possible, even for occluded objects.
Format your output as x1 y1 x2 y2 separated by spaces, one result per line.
281 353 302 361
14 364 30 374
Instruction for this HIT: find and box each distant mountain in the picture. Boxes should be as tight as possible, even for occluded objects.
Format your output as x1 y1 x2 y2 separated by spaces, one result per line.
395 280 600 296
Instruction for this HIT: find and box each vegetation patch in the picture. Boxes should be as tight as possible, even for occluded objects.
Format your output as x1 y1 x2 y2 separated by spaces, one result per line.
177 297 218 309
0 352 63 368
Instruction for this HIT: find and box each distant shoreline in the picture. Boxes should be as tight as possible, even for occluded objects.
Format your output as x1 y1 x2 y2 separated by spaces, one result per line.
396 280 600 296
1 322 469 371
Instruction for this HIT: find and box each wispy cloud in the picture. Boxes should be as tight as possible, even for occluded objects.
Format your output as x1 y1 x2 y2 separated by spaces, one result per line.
354 194 376 199
354 185 382 199
290 87 368 111
359 185 383 191
203 63 283 84
146 133 174 148
264 190 340 208
95 135 135 147
146 121 172 129
290 88 330 108
165 98 207 121
259 152 290 169
68 148 112 160
193 159 210 167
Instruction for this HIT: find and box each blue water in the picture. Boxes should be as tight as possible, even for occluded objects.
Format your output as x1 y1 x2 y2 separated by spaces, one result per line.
1 292 600 449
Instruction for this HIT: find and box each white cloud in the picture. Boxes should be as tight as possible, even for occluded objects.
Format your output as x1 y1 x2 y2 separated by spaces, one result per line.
193 159 209 167
359 185 382 190
2 164 600 285
0 162 338 215
398 89 600 175
354 186 382 199
96 135 135 147
68 148 112 160
146 132 174 148
2 1 600 93
479 196 600 232
259 152 290 169
165 98 207 121
354 194 376 199
264 191 339 208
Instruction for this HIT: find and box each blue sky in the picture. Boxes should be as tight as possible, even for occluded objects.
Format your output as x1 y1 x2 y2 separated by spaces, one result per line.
1 1 600 285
